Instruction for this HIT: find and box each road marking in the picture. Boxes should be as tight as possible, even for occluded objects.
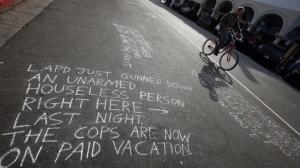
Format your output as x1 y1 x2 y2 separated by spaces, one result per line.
118 0 144 6
140 0 300 136
148 107 169 115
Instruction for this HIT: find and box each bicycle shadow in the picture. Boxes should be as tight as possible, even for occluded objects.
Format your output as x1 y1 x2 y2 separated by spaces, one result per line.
197 62 233 102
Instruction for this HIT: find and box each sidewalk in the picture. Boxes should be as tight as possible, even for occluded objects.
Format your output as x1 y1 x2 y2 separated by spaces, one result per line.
0 0 54 50
1 0 20 13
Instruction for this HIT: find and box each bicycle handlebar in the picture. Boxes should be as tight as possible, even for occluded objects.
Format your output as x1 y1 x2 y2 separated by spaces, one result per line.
235 33 243 42
217 29 244 42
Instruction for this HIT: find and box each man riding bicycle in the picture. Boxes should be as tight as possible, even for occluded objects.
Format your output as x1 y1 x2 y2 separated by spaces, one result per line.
214 7 245 55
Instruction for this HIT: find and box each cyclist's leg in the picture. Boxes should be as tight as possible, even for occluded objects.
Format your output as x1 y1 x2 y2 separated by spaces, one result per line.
219 30 232 48
228 32 235 45
214 30 230 55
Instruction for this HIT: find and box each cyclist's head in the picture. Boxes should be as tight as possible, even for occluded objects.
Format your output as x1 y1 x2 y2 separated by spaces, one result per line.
236 6 245 17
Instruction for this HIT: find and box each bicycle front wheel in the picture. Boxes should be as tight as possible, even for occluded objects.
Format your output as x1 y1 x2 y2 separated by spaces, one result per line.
202 39 216 55
219 51 239 71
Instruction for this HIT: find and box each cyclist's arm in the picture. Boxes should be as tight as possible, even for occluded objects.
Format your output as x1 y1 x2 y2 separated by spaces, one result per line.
234 19 242 34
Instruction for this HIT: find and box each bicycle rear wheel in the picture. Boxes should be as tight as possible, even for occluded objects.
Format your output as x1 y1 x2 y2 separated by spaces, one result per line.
202 39 216 55
219 51 239 71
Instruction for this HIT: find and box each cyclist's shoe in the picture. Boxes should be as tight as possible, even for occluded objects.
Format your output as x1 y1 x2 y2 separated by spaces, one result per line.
213 48 219 55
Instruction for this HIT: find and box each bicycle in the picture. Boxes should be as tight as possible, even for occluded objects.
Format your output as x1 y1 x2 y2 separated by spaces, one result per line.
200 31 243 71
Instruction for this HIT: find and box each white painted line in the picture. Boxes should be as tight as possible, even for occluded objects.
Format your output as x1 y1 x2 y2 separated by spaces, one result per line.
140 0 300 136
118 0 144 6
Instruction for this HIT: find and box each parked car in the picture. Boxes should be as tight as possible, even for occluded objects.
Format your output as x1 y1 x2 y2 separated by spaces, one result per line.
236 30 258 57
178 1 200 21
170 0 184 10
161 0 171 6
283 61 300 88
196 14 218 32
258 42 287 69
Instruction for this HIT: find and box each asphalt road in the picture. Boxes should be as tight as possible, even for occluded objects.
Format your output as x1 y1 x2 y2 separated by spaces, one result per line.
0 0 299 167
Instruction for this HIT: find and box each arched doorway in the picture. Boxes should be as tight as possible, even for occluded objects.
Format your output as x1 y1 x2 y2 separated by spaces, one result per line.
215 1 233 22
253 14 283 44
286 26 300 44
277 26 300 71
240 6 254 30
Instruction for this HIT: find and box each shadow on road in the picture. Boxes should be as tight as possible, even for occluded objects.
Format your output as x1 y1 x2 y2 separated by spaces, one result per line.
197 62 232 102
239 61 259 84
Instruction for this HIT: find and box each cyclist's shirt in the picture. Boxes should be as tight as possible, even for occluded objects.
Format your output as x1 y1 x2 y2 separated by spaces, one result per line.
220 13 241 33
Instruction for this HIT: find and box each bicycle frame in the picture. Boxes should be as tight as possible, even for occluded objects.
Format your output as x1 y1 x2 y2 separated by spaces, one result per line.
214 40 235 56
219 32 242 60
